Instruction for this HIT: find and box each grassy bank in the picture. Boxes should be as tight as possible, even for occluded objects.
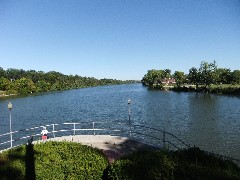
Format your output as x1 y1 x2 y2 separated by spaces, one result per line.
0 91 5 96
1 141 239 179
0 90 18 97
172 84 240 95
208 84 240 95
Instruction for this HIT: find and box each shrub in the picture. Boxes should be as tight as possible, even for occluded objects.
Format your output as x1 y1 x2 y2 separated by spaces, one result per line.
108 148 240 180
107 150 176 180
1 142 239 179
0 141 108 179
173 147 240 179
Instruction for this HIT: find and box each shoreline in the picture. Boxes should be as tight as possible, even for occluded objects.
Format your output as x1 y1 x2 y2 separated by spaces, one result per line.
0 93 17 97
145 84 240 96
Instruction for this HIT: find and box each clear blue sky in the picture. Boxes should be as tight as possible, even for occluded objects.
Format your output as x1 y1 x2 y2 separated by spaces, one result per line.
0 0 239 80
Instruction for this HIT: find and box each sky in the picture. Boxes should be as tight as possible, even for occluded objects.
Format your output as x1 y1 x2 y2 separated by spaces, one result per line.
0 0 239 80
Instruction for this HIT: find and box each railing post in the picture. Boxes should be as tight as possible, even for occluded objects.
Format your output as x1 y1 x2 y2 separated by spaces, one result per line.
52 124 55 138
129 124 132 138
163 130 166 149
128 100 132 138
93 122 95 136
73 123 76 136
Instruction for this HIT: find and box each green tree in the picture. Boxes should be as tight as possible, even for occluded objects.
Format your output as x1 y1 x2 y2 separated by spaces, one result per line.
6 68 25 80
198 61 217 88
0 77 10 91
164 69 171 78
13 77 36 94
0 67 6 77
36 80 51 92
173 71 185 87
188 67 200 88
215 68 232 84
232 70 240 84
141 69 165 88
0 67 131 94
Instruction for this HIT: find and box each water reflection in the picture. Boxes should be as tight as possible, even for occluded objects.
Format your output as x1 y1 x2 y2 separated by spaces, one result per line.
187 93 219 150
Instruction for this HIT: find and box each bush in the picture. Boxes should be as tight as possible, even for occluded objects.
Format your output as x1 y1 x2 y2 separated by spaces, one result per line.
0 141 108 179
173 147 240 179
107 150 176 180
108 148 240 180
1 142 239 179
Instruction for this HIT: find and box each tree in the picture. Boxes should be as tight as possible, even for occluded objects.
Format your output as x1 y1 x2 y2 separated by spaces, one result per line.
13 78 36 94
141 69 165 88
6 68 25 80
0 67 6 77
198 61 217 88
173 71 185 87
232 70 240 84
164 69 171 78
188 67 200 88
215 68 232 84
0 77 10 91
36 80 51 92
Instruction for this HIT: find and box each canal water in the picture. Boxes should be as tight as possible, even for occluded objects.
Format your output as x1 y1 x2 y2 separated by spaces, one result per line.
0 84 240 160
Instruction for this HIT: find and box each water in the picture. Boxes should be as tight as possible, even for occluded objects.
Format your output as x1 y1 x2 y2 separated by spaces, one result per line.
0 84 240 161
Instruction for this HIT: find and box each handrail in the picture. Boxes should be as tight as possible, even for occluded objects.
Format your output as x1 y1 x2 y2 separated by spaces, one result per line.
0 121 127 151
132 124 191 149
0 121 239 165
131 124 240 164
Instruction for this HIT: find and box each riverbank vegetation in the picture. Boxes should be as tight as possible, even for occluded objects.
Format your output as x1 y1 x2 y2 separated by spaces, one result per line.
0 67 137 96
142 61 240 95
0 142 239 179
108 147 240 179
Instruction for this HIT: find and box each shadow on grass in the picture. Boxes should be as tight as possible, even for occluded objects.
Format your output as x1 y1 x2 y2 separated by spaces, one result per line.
0 138 37 180
0 146 24 179
0 162 22 179
25 141 36 180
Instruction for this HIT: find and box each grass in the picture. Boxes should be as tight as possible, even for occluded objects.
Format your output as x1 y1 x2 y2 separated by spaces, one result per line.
0 91 6 96
208 84 240 88
172 84 240 95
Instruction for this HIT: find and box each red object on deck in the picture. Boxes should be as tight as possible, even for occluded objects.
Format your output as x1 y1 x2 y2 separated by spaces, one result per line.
42 135 47 140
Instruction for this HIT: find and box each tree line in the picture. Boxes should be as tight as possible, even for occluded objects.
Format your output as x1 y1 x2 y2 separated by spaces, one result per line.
141 61 240 89
0 67 136 95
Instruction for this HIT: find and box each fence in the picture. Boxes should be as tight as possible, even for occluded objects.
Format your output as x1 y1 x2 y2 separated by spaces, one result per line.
0 121 239 165
0 121 129 151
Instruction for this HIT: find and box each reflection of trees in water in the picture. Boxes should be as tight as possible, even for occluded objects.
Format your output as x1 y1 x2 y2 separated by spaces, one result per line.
187 93 220 152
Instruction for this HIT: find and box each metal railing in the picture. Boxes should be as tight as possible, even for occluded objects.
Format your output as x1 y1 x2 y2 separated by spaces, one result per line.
131 124 191 150
130 124 240 164
1 121 239 165
0 121 128 151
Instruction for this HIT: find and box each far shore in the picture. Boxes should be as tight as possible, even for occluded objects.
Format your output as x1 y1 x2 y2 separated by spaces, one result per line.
0 93 17 97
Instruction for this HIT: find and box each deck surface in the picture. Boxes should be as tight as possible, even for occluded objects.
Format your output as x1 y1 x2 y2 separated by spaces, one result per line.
38 135 158 163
